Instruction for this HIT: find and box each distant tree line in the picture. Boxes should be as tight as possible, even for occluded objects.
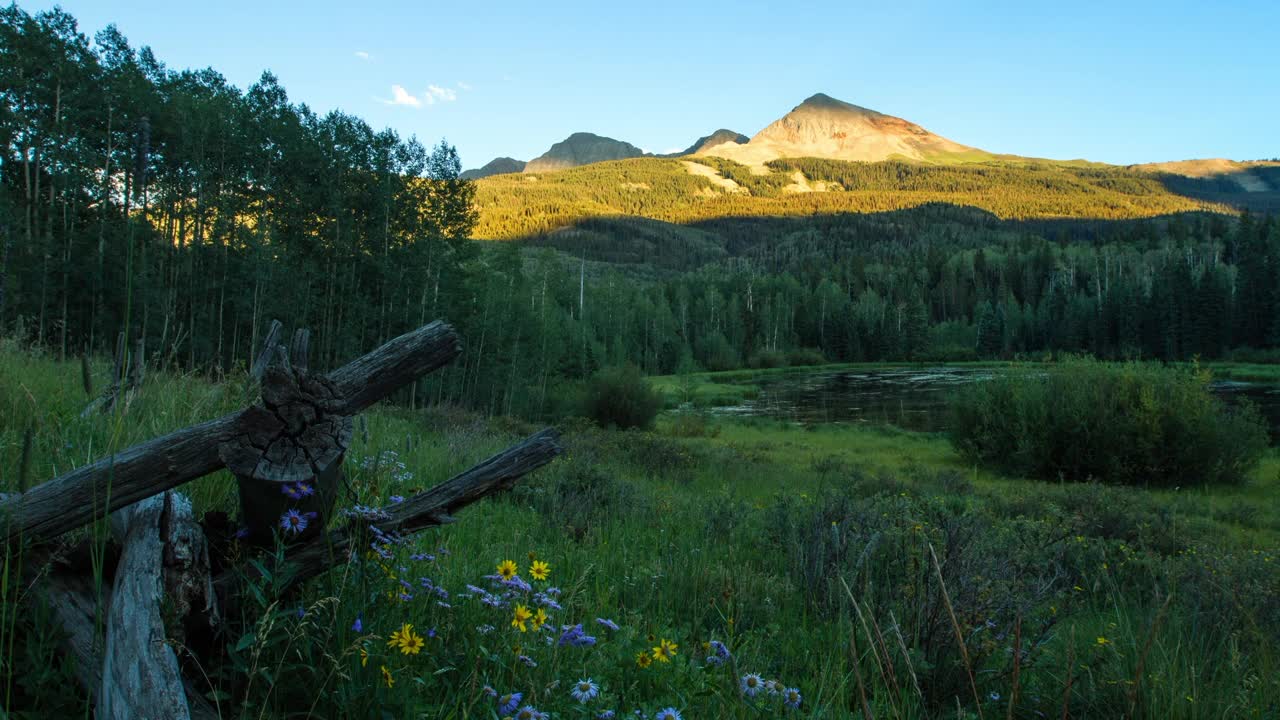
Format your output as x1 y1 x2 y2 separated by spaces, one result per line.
3 6 1279 422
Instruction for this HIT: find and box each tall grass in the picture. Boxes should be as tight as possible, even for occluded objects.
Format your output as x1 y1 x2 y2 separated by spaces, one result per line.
1 345 1277 717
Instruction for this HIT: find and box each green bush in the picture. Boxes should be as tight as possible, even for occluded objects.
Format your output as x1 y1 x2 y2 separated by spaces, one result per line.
949 358 1268 486
580 364 663 429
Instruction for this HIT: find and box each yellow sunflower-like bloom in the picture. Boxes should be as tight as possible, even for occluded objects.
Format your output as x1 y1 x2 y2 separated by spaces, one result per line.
636 650 653 668
512 604 533 632
652 638 678 663
380 665 394 688
529 560 550 581
497 559 518 581
532 607 549 631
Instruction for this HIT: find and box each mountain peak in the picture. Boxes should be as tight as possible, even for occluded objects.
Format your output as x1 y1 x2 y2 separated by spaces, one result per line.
524 132 645 173
700 92 982 165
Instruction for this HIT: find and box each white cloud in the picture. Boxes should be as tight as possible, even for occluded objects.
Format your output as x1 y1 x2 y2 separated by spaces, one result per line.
354 51 371 61
457 81 472 91
425 85 457 104
662 147 684 154
383 85 422 107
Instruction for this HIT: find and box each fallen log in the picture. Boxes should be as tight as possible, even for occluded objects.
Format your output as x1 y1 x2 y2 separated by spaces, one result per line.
2 320 462 546
216 427 563 594
101 492 215 720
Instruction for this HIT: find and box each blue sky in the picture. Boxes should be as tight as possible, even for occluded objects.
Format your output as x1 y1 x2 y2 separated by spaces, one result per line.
21 0 1280 168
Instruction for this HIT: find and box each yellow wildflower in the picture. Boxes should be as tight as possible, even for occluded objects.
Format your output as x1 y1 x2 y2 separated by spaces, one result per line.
636 650 653 668
1096 636 1110 646
532 607 549 631
381 665 394 688
388 622 424 655
497 559 518 581
652 638 678 663
360 647 368 667
512 604 533 632
529 560 551 581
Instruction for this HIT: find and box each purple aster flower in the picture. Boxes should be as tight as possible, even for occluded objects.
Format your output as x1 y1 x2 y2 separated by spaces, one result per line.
351 616 363 633
514 707 545 720
234 526 250 540
597 712 616 720
558 624 584 646
389 495 404 504
502 576 533 593
483 685 498 698
281 484 302 500
296 482 315 497
741 673 764 697
570 678 600 703
784 687 802 709
545 586 561 597
707 639 731 665
595 617 620 631
655 709 682 720
497 692 523 715
518 654 538 667
427 627 437 638
280 509 308 535
398 592 413 602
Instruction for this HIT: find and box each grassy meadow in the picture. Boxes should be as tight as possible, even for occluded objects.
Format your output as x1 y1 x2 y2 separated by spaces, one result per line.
2 342 1279 718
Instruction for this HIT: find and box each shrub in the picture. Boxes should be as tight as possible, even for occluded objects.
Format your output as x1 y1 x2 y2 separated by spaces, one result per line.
580 364 663 429
785 347 827 367
949 358 1269 486
746 349 788 369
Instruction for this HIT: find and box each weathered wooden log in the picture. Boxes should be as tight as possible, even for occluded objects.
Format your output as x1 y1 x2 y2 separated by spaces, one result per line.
220 363 352 543
3 320 462 546
250 319 283 382
101 491 214 720
216 428 562 594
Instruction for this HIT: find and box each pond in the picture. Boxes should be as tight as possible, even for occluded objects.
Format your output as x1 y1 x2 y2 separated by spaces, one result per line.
710 366 1280 441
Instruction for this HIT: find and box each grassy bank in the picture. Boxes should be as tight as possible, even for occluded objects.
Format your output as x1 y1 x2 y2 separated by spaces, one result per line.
2 345 1278 717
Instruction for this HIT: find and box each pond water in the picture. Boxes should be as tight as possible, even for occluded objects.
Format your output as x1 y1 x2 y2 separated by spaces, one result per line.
712 366 1280 441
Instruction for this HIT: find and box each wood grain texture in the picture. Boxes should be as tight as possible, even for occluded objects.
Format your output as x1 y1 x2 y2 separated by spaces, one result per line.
2 321 462 546
216 428 562 594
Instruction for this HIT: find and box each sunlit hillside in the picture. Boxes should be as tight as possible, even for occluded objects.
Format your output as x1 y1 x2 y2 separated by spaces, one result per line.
473 156 1237 241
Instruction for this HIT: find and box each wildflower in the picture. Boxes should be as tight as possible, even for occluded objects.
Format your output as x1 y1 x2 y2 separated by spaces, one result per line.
533 608 549 631
596 617 620 631
655 709 682 720
989 691 1001 702
388 623 425 655
706 640 731 665
352 616 363 633
483 685 498 698
529 560 550 581
558 624 597 647
389 495 404 504
234 526 250 540
652 638 678 663
498 559 519 581
360 647 368 667
571 678 600 703
518 654 538 668
741 673 764 697
282 484 302 500
597 712 616 720
765 679 782 695
498 692 524 715
515 707 544 720
503 575 533 593
636 651 653 668
380 665 394 688
280 509 308 535
512 605 533 632
477 624 496 634
545 587 561 597
1096 636 1110 646
784 687 802 709
296 607 306 619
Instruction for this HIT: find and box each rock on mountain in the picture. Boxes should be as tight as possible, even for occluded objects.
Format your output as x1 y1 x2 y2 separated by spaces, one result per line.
702 93 984 165
673 129 749 157
460 157 527 180
523 132 645 173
